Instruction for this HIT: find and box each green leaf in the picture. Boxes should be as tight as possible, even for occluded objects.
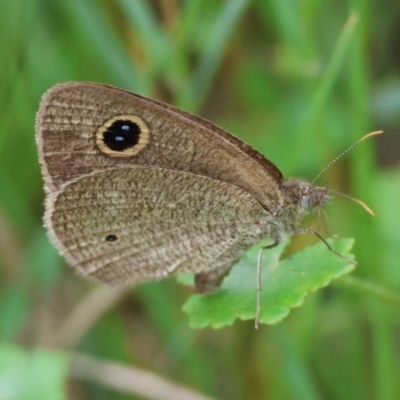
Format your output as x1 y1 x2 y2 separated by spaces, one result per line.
0 343 68 400
183 238 355 329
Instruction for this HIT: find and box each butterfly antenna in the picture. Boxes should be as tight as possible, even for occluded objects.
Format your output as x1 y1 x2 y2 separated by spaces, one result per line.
311 130 383 184
328 188 375 216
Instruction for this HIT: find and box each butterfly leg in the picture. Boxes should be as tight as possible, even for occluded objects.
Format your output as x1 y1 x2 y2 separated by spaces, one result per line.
297 227 357 265
255 240 279 329
194 264 233 293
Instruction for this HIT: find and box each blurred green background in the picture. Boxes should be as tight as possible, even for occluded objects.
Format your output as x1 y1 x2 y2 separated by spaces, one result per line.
1 0 400 399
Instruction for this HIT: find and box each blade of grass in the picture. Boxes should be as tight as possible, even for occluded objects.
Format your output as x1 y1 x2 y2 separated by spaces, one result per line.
368 301 397 400
179 0 251 111
272 325 323 400
61 0 138 89
117 0 172 93
286 12 359 171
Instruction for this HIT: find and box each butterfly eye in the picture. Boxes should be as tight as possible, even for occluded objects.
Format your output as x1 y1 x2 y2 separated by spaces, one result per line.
96 115 150 157
302 195 316 210
105 234 119 242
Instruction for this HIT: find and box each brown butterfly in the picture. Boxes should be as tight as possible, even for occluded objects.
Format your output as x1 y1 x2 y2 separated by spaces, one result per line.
36 82 378 326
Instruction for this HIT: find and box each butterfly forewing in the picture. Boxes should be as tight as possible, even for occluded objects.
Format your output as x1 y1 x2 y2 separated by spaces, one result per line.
36 82 283 212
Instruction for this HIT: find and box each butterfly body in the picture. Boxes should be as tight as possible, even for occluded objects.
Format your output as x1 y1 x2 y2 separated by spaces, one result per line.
36 82 329 292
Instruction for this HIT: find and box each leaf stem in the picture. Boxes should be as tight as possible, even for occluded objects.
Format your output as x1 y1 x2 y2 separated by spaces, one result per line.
334 275 400 308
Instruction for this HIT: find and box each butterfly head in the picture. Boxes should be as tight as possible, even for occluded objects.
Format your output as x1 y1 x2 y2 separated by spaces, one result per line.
298 182 331 211
281 179 331 213
269 179 331 237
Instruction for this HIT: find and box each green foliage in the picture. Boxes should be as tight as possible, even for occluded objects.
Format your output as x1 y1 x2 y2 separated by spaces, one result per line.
1 0 400 399
184 239 355 328
0 343 68 400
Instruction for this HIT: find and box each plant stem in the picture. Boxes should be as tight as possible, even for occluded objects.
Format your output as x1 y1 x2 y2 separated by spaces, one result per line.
334 275 400 308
